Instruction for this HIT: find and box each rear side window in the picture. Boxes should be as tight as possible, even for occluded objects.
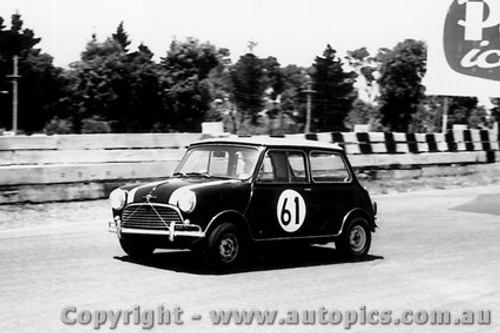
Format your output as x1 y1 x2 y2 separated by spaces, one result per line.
309 151 351 183
258 150 307 183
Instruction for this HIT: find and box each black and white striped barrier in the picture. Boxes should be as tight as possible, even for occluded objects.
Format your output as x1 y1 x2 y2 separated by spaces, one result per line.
299 130 499 155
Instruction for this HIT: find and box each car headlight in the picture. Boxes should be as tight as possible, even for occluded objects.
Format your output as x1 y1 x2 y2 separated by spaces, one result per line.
109 189 127 210
169 189 196 213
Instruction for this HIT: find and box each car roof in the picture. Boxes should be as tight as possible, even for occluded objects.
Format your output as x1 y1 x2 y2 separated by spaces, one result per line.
190 135 343 151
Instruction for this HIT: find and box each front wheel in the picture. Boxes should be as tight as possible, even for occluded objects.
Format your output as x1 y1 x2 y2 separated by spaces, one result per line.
336 217 371 259
119 235 155 259
207 223 244 268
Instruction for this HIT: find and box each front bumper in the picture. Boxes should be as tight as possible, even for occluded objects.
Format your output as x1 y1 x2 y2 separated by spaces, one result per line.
109 220 205 241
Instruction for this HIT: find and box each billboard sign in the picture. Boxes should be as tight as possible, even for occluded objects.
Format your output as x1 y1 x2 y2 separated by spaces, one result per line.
425 0 500 97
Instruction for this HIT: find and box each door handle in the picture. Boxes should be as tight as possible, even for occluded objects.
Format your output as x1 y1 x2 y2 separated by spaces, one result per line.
304 188 312 191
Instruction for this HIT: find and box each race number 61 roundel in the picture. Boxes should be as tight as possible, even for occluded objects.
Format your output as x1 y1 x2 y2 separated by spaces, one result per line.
276 189 306 232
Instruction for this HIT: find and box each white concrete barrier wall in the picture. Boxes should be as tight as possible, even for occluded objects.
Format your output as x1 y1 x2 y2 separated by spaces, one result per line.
0 130 498 203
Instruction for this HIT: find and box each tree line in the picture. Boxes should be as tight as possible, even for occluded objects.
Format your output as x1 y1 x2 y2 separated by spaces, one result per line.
0 13 497 135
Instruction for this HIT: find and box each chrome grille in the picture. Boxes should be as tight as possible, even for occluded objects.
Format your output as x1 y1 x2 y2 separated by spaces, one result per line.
121 204 182 230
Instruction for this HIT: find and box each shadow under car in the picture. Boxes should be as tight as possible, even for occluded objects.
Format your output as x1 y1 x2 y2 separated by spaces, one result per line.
114 244 384 275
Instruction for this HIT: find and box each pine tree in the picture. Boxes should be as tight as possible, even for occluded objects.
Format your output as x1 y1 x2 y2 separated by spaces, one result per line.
112 21 131 52
311 45 357 131
230 53 267 124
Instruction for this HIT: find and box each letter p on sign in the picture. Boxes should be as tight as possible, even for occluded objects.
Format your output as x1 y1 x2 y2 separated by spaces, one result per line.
458 0 500 41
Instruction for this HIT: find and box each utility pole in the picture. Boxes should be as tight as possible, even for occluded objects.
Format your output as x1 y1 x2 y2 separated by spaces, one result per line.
7 55 21 135
303 75 315 133
441 96 449 133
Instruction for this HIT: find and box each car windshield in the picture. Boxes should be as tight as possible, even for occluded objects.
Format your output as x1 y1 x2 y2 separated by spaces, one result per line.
174 145 260 180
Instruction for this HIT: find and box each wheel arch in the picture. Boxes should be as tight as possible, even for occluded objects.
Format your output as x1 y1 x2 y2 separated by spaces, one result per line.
204 210 252 240
341 208 375 233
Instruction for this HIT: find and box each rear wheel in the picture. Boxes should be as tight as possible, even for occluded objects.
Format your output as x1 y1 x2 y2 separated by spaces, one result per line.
119 235 155 259
207 223 244 268
336 217 371 259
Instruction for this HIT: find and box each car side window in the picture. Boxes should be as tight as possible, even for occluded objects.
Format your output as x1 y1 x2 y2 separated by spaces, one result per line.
257 150 307 183
310 151 351 183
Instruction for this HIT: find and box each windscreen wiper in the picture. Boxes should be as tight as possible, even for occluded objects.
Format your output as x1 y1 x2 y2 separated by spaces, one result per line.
172 172 188 178
186 172 211 178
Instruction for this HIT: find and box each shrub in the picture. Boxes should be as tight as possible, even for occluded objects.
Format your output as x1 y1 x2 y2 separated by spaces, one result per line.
43 117 74 135
81 117 111 133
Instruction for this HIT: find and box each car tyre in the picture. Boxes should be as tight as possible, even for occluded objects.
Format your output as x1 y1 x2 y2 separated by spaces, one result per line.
207 223 244 268
119 235 155 259
336 217 371 259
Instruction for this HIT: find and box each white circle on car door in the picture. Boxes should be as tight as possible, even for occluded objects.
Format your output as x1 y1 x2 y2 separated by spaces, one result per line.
276 189 306 233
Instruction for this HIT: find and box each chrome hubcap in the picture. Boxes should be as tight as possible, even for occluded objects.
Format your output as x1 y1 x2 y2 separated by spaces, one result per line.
219 234 238 262
349 225 366 252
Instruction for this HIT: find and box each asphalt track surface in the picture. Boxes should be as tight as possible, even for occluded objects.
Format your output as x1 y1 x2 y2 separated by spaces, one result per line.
0 185 499 333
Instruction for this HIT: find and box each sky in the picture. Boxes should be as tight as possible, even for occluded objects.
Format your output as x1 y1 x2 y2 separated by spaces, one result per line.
0 0 438 68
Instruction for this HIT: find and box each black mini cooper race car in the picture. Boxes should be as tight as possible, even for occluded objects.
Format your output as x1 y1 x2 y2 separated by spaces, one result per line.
108 137 378 267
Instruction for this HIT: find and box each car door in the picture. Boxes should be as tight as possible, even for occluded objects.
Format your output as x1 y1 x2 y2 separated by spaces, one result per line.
246 149 316 240
307 150 359 235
